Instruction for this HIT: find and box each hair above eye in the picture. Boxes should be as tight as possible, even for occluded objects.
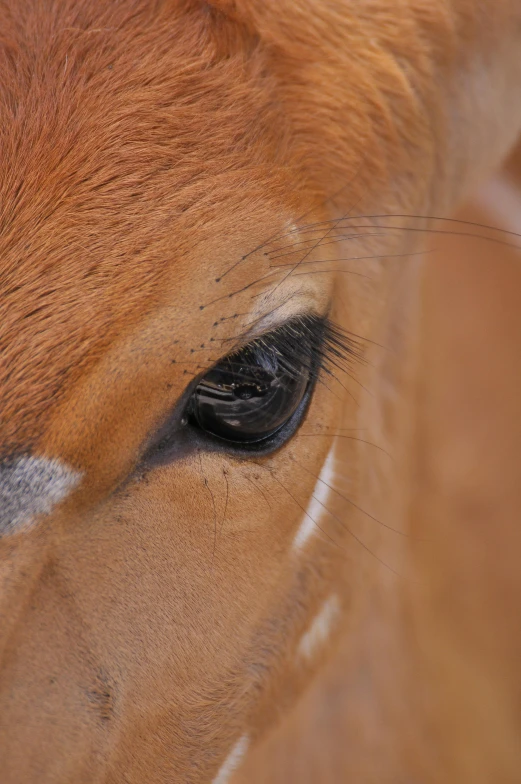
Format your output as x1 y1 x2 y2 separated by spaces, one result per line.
185 314 363 449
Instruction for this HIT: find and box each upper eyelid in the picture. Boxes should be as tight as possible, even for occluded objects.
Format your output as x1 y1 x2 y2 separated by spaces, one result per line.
225 311 328 355
221 305 328 353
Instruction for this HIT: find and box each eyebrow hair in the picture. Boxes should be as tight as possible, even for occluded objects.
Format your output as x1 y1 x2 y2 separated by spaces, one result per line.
0 456 82 536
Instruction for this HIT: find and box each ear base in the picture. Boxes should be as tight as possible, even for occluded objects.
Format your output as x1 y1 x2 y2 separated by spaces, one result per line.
205 0 236 10
203 0 262 46
204 0 241 19
203 0 258 29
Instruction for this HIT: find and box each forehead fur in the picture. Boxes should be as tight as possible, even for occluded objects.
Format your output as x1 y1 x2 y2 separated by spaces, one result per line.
0 0 295 455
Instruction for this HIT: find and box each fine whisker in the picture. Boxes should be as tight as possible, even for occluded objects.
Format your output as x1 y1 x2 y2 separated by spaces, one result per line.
311 493 407 577
267 232 387 259
294 432 393 459
269 249 434 268
197 451 218 563
290 455 407 537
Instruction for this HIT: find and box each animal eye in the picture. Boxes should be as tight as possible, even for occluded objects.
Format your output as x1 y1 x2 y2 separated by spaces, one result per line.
144 316 359 463
185 329 314 445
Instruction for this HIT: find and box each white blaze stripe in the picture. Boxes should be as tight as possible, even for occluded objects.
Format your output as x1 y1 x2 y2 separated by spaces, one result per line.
212 735 250 784
0 456 82 536
297 594 341 662
292 444 336 552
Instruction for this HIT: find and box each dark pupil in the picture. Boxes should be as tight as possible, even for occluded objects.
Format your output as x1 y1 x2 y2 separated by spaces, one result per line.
189 345 309 443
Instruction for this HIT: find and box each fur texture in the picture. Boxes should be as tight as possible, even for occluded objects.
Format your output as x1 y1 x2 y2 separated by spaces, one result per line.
1 2 521 782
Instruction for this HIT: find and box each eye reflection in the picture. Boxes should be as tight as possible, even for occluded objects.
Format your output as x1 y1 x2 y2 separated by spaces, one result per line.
187 346 310 444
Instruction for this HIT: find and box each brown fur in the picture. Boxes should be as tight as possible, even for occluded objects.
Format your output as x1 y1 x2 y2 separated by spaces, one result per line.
1 1 521 782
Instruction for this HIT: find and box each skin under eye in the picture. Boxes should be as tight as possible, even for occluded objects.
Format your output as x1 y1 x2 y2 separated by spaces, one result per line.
186 342 311 444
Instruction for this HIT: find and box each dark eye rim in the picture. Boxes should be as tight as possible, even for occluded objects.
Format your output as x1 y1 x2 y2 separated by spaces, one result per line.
143 370 317 470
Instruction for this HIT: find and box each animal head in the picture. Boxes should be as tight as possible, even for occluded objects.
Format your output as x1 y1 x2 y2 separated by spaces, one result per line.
1 1 521 782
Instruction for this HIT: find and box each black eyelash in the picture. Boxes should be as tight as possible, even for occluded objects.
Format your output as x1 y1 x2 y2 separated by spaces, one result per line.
233 313 365 387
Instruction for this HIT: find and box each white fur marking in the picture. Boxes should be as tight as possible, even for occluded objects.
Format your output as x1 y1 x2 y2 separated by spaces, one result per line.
292 445 336 552
212 735 250 784
297 594 341 662
0 456 82 536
